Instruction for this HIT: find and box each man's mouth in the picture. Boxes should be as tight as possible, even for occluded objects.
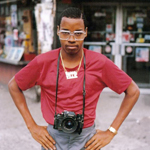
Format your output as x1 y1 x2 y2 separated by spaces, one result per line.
66 45 78 49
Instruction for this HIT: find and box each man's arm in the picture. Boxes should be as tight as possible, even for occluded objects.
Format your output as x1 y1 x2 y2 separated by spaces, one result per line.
85 80 140 150
8 77 56 150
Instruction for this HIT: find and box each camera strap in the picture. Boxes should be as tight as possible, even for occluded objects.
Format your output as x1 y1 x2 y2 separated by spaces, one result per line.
55 51 86 120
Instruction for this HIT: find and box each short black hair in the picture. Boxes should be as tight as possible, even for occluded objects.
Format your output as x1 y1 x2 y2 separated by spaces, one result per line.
58 7 87 28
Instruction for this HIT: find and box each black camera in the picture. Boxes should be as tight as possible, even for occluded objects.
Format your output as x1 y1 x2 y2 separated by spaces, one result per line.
53 110 84 134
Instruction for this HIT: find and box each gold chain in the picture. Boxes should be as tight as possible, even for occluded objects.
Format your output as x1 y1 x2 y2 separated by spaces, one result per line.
60 50 83 73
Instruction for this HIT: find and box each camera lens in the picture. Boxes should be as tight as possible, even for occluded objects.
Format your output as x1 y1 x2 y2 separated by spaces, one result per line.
62 118 77 133
65 120 74 129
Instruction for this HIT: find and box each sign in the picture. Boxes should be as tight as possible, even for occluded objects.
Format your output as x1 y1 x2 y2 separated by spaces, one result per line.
11 4 17 27
122 32 130 43
6 47 24 62
106 24 113 33
135 47 149 62
89 45 102 53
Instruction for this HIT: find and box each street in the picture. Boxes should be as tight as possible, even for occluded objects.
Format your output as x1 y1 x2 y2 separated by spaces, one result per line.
0 84 150 150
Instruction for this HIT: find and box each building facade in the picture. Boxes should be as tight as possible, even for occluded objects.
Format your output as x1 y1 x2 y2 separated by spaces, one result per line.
55 0 150 88
0 0 150 88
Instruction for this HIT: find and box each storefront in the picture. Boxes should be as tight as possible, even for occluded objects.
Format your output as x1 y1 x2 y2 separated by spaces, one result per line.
55 0 150 88
1 0 150 88
121 4 150 88
0 0 56 85
0 0 38 84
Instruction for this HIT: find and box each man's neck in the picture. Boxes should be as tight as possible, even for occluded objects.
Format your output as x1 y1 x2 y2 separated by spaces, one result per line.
60 49 83 68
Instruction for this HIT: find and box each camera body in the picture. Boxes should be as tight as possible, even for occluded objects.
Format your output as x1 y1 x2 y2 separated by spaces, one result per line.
53 110 84 134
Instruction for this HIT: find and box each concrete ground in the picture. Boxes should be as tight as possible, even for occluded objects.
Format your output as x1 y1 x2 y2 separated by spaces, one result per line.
0 84 150 150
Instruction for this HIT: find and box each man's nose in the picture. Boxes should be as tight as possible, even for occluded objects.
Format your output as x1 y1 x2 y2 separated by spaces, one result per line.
68 34 75 42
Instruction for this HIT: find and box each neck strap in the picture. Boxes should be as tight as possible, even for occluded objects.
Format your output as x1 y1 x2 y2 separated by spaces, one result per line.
55 51 86 119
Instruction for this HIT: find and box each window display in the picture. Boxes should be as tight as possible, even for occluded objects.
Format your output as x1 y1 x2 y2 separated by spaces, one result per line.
123 6 150 43
122 6 150 86
0 2 37 63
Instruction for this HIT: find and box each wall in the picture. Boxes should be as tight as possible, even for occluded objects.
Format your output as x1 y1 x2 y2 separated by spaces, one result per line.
0 63 25 85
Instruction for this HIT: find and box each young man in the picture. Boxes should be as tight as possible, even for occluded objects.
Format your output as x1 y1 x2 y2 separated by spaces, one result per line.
8 7 140 150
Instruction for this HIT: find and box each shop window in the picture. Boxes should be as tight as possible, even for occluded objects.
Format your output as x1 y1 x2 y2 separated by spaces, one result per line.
83 5 116 42
125 46 150 85
123 6 150 43
0 2 37 63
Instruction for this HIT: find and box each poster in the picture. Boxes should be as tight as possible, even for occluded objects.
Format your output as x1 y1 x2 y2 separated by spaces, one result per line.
4 35 14 47
127 17 134 25
135 47 149 62
106 33 115 42
106 24 113 33
35 1 56 53
89 45 102 53
11 5 17 27
122 32 130 43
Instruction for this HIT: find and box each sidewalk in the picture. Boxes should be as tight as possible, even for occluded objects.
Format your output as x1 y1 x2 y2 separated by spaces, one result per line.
0 84 150 150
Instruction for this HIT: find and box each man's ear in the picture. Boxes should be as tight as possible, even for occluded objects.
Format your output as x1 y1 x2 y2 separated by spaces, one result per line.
57 26 60 36
85 27 88 37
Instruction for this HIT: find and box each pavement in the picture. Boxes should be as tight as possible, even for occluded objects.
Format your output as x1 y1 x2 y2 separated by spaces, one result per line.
0 84 150 150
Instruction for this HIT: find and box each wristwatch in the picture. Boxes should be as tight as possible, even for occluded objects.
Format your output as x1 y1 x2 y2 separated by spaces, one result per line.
108 126 117 135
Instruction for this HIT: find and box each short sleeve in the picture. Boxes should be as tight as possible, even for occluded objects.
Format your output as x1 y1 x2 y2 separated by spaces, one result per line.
102 58 132 94
15 57 41 91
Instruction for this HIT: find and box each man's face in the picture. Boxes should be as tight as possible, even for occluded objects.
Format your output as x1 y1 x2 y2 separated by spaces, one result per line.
57 17 87 55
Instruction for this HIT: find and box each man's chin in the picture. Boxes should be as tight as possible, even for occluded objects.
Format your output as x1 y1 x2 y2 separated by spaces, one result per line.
66 48 79 55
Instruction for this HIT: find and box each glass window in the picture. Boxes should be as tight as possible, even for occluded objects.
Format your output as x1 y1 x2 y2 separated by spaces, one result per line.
83 5 116 42
123 6 150 43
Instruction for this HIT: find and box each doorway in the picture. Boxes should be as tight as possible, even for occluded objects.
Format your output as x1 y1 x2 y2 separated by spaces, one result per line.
121 4 150 88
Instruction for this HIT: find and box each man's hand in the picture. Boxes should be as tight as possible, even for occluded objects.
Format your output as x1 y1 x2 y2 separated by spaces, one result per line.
29 124 56 150
84 129 115 150
8 77 56 150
